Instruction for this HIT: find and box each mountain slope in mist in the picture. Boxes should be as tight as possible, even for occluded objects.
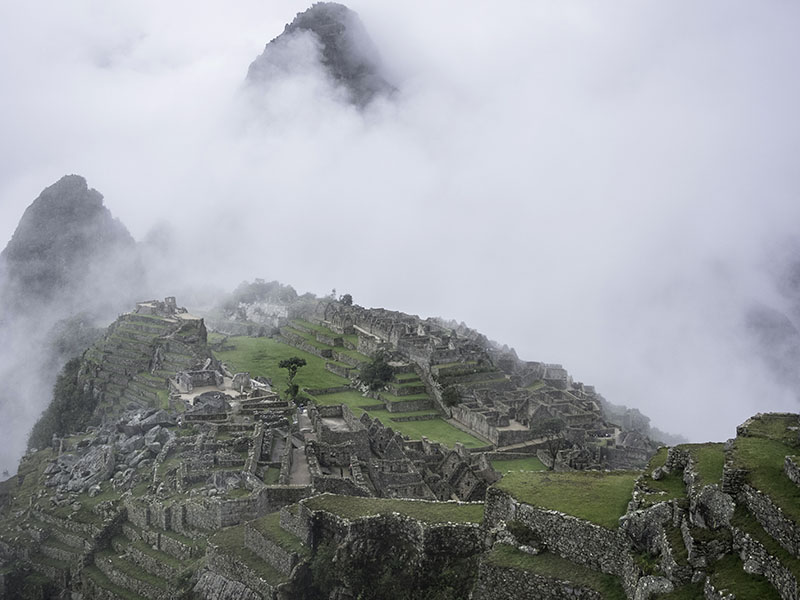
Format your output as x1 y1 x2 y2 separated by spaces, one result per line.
0 175 145 474
0 174 141 317
246 2 392 106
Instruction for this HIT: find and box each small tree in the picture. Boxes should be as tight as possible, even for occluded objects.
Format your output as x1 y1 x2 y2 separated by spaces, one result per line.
339 293 353 306
531 418 567 470
442 385 462 407
360 353 393 391
279 356 307 402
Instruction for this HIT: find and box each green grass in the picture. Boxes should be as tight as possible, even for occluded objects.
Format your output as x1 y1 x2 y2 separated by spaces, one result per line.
290 319 338 336
308 389 480 448
709 554 781 599
379 390 431 403
682 443 725 486
264 468 280 485
732 505 800 581
381 418 487 448
491 456 547 473
251 512 309 556
495 471 638 529
95 549 169 589
665 524 688 563
743 414 800 446
310 390 377 410
485 545 625 600
303 494 484 523
211 525 287 586
731 436 800 523
212 336 347 394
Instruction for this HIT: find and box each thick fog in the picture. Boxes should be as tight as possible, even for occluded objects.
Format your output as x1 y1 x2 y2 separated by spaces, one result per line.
1 0 799 468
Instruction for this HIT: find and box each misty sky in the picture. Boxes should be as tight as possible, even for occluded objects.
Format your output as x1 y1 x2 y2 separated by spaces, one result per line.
1 0 800 443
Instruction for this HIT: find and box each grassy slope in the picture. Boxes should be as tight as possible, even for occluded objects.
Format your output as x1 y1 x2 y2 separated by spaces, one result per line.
490 456 547 473
485 545 626 600
303 494 484 524
495 471 638 529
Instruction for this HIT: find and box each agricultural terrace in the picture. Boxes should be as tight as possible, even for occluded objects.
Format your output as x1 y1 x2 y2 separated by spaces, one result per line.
302 494 484 524
210 334 487 448
484 545 625 600
489 456 547 474
495 471 639 529
730 414 800 523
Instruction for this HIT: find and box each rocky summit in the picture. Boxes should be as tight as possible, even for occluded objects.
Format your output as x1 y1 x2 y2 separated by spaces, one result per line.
0 175 140 316
0 288 798 599
246 2 393 106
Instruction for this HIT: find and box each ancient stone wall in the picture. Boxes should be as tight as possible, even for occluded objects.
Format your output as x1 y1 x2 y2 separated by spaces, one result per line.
741 484 800 558
471 557 604 600
484 487 640 597
785 456 800 488
244 522 299 576
731 525 798 599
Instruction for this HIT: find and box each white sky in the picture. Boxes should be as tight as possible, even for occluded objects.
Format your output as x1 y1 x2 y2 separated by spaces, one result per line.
1 0 800 444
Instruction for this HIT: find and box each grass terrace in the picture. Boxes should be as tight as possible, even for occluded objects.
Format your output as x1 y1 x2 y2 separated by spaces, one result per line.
638 447 686 507
708 554 781 599
731 436 800 523
682 443 725 486
211 336 347 395
210 525 287 586
303 494 484 524
379 390 431 404
386 418 487 448
490 456 547 473
731 505 800 581
251 512 309 557
485 545 625 600
495 471 638 529
743 413 800 445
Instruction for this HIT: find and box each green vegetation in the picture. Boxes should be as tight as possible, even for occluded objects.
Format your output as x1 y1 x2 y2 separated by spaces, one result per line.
495 471 638 529
682 443 725 486
210 525 287 586
442 385 462 407
708 554 781 599
490 456 547 473
303 494 484 524
251 513 309 556
381 418 486 448
485 545 626 600
279 356 307 402
731 436 800 523
221 279 298 312
360 353 394 390
639 447 686 506
530 418 566 470
212 336 347 396
28 358 99 450
731 505 800 580
743 414 800 445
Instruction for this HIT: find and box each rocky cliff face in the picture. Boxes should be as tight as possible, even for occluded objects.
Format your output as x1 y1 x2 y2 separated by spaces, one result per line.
246 2 393 106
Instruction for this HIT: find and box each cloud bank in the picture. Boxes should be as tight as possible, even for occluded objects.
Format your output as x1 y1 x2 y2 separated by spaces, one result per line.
1 0 799 461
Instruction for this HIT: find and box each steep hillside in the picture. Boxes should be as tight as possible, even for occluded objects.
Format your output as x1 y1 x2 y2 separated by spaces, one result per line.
2 292 796 599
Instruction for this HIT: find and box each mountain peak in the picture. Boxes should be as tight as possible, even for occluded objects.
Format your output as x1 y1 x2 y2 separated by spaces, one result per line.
0 175 138 312
246 2 393 106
